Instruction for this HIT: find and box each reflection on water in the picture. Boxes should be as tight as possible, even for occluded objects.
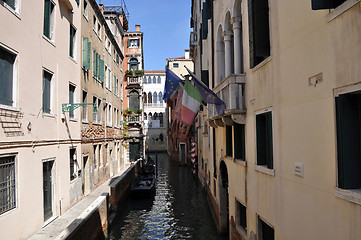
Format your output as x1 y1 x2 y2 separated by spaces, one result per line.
108 153 227 240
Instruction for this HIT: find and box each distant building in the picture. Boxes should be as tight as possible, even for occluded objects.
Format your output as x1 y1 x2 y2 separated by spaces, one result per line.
191 0 361 239
122 24 145 162
143 70 167 151
166 50 193 164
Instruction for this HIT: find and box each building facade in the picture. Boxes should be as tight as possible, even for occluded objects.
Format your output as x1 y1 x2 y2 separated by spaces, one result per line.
143 70 167 151
166 50 194 164
0 0 82 239
191 0 361 239
80 0 126 195
122 25 145 162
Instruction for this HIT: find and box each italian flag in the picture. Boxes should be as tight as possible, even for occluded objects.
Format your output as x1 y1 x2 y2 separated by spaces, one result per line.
181 80 202 125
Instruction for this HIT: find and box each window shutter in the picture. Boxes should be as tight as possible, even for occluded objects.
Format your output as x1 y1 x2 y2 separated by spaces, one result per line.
113 75 116 92
127 39 130 47
96 53 99 79
136 39 139 47
43 0 51 38
92 50 96 76
335 95 361 189
86 40 91 70
82 37 87 68
99 59 104 82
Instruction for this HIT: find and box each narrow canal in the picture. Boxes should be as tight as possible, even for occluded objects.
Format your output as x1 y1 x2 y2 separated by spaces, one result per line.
107 153 228 240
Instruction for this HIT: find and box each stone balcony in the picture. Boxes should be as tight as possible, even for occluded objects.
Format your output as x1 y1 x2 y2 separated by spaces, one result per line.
126 75 142 88
207 74 246 128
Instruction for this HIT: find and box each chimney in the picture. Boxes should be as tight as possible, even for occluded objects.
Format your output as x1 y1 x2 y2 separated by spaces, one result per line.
136 24 141 32
185 49 190 59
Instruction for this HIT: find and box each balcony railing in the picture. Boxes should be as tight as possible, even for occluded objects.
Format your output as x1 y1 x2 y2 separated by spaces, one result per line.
127 76 142 85
208 74 246 126
144 103 166 108
125 114 142 124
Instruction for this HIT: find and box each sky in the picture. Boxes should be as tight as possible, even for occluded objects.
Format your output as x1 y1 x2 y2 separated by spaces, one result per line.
98 0 192 70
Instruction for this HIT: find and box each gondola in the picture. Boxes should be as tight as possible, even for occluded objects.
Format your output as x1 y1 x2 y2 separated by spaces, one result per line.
130 158 156 196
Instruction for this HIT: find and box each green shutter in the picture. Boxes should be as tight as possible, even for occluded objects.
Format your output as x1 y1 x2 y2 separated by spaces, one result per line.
93 50 96 76
127 39 130 47
113 75 116 93
86 40 91 70
82 37 87 68
99 59 104 82
96 52 99 78
43 0 50 38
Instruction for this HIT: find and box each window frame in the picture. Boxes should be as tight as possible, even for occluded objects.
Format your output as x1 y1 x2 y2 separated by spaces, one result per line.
236 199 247 236
255 109 274 174
0 44 18 110
69 148 78 181
257 215 275 240
3 0 20 16
0 154 17 216
82 89 88 122
42 69 53 115
82 0 88 20
69 24 77 59
173 62 179 68
43 0 56 41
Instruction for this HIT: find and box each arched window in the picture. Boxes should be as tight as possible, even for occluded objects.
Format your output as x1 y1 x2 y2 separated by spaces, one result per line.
148 92 152 103
129 91 139 110
153 112 158 120
159 112 164 127
143 92 147 103
129 58 138 71
153 91 157 104
143 76 147 83
157 76 161 83
153 76 156 83
148 113 152 127
158 92 162 103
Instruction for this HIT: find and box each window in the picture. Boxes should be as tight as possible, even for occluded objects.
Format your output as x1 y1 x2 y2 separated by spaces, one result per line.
236 201 247 233
159 112 164 127
70 148 77 181
148 92 152 103
0 155 16 215
157 76 161 83
152 76 156 84
147 76 152 84
93 145 97 168
82 37 91 70
158 91 162 103
116 53 120 65
43 0 55 40
335 92 361 189
42 70 52 114
226 125 233 157
113 75 118 95
105 37 111 54
258 216 274 240
0 46 16 107
127 39 139 48
83 0 88 19
311 0 347 10
114 108 118 127
82 90 87 121
129 58 138 71
143 76 147 83
234 123 246 161
69 84 75 119
105 66 111 90
3 0 19 12
173 62 179 68
129 91 140 110
69 24 76 58
256 111 273 169
153 92 157 104
106 103 112 126
93 96 101 124
92 50 104 82
248 0 271 68
93 16 101 38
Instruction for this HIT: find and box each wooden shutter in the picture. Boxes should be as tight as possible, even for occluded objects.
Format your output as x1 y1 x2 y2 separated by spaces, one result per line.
43 0 51 38
127 39 130 47
82 37 87 68
99 58 104 82
113 75 116 93
86 40 91 70
93 50 96 77
335 95 361 189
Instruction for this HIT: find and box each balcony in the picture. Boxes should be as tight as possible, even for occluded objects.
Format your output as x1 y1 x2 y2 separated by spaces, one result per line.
144 103 166 108
207 74 246 128
125 114 142 125
126 76 142 86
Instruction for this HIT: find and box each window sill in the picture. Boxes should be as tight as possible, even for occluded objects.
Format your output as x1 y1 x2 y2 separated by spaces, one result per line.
69 56 77 64
42 113 55 118
255 165 275 176
42 35 56 47
69 117 77 122
251 56 272 72
93 122 102 126
0 105 20 112
83 14 88 21
1 2 21 20
335 188 361 205
235 225 248 240
82 119 88 124
235 159 246 167
327 0 361 22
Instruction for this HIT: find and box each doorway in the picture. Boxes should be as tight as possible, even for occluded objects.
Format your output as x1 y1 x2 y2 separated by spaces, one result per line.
43 160 54 222
179 143 186 164
219 160 229 234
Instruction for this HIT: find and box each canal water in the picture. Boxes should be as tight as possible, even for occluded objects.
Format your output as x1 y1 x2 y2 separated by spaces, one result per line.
107 153 228 240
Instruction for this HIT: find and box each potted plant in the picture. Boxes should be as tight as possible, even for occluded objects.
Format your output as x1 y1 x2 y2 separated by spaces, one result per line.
134 70 144 76
136 109 143 114
125 69 133 76
124 109 133 115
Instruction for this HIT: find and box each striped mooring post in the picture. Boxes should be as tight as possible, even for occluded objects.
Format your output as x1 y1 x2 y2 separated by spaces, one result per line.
190 138 196 176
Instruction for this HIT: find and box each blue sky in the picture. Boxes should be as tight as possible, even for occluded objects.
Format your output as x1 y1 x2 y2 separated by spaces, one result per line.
98 0 192 70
